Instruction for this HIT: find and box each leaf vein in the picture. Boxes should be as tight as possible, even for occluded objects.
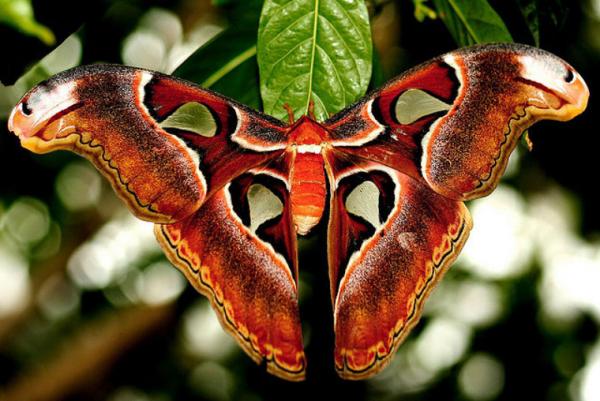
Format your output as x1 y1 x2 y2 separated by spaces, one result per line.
201 46 257 88
448 0 479 42
329 0 363 40
304 0 320 115
264 12 314 49
265 37 313 83
271 73 309 111
314 43 346 105
311 91 329 117
317 14 360 86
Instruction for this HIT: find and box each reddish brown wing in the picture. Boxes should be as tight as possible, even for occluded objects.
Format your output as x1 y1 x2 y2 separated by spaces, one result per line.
8 66 306 380
322 43 588 379
324 151 471 379
8 64 288 223
324 43 588 201
156 163 306 381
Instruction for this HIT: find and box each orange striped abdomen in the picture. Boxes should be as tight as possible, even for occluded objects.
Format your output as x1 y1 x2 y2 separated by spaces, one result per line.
291 152 326 235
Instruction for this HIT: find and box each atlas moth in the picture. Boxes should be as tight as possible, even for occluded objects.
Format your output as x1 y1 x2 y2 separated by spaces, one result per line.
8 43 588 381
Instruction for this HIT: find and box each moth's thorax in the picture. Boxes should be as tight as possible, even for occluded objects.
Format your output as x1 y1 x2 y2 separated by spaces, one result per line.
288 115 329 148
287 116 328 235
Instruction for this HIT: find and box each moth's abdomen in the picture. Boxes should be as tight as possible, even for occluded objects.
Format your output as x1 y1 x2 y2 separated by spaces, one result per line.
290 152 327 235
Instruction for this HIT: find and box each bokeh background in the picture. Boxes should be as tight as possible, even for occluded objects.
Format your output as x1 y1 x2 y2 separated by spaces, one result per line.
0 1 599 400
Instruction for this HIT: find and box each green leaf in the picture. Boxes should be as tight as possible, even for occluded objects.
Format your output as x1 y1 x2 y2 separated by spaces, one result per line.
369 48 386 90
219 0 265 29
173 0 262 108
0 63 50 118
0 34 81 118
515 0 539 45
173 30 261 108
257 0 372 122
413 0 438 22
514 0 568 46
0 0 55 45
543 0 568 30
432 0 512 46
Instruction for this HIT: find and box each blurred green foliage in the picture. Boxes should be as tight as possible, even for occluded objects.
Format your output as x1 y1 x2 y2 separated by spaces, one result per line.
174 0 263 108
432 0 513 45
0 0 54 45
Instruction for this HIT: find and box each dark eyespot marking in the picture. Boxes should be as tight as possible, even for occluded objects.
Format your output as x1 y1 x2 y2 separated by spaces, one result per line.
21 101 32 116
564 68 575 83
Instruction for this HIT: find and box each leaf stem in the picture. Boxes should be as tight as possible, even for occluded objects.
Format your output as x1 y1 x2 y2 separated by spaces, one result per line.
201 45 257 88
448 0 479 43
305 0 320 115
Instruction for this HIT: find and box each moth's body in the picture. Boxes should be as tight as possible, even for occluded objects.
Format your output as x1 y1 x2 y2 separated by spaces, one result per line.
287 116 329 234
8 44 588 381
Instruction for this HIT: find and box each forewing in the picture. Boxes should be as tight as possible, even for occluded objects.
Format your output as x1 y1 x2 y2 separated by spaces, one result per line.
325 43 588 201
8 65 289 223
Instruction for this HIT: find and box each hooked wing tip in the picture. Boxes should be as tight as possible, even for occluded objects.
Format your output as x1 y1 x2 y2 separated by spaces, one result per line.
7 101 45 153
8 80 81 153
518 52 589 121
556 69 589 120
